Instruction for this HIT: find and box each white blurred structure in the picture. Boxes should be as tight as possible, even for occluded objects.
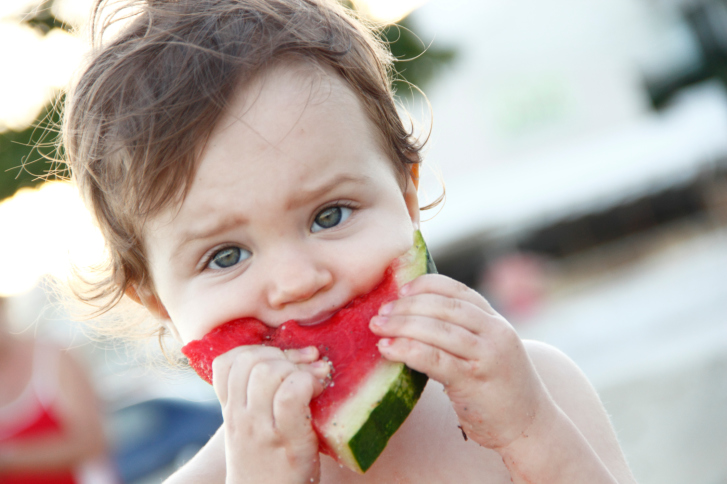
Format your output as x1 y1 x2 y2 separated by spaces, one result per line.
412 0 726 246
421 82 727 248
409 2 727 483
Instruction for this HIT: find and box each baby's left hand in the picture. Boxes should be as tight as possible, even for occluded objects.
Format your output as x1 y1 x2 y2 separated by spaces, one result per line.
369 274 551 450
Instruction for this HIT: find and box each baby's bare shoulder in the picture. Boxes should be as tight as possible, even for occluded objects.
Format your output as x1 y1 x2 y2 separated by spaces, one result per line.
524 340 608 422
524 340 637 483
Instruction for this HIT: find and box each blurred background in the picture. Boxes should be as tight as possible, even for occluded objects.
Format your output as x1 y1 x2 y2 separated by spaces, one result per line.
1 0 725 482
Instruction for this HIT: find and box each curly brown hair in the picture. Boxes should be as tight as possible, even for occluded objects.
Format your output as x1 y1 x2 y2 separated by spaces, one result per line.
63 0 426 337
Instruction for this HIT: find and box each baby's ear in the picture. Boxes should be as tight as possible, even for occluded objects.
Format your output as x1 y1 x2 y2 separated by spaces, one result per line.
405 164 420 229
125 284 181 342
409 162 420 191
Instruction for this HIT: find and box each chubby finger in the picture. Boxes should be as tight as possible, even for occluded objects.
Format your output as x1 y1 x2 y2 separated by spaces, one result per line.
378 293 492 334
399 274 497 315
300 359 333 385
377 337 470 386
284 346 320 364
371 313 482 360
273 370 322 438
245 358 331 415
212 345 285 406
246 359 299 417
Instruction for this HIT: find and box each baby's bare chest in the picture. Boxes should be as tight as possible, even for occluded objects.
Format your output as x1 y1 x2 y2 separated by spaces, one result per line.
320 448 509 484
319 381 512 483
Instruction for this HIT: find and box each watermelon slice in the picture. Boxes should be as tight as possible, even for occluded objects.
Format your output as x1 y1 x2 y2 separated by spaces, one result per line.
181 230 436 473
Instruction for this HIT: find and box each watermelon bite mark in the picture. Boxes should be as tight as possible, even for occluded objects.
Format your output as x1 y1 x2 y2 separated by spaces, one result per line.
181 230 435 473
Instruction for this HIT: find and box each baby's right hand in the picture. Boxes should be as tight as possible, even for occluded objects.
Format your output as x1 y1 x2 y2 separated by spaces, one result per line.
212 345 330 484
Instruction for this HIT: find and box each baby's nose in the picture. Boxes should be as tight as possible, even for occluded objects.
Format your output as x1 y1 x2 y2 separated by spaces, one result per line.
265 249 333 309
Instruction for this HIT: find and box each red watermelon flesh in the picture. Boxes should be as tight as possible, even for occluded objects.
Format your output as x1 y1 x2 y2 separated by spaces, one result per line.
182 267 397 430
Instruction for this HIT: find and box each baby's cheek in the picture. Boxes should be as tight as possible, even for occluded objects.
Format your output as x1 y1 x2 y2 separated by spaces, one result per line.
169 290 227 342
348 237 411 292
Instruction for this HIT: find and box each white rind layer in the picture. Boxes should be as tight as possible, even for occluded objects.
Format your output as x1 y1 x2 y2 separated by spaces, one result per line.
393 231 428 288
320 361 405 472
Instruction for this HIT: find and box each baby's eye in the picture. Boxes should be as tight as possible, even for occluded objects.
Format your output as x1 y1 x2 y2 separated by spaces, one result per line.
207 246 251 270
311 206 352 233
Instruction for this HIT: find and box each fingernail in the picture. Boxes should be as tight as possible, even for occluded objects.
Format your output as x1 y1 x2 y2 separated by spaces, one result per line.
378 338 392 348
379 302 393 315
399 283 410 296
371 315 387 327
300 346 317 357
311 360 329 370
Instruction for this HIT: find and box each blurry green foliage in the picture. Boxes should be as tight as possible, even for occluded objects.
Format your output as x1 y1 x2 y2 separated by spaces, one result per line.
338 0 457 92
0 101 64 202
25 3 70 33
0 2 69 202
0 0 455 203
383 15 457 94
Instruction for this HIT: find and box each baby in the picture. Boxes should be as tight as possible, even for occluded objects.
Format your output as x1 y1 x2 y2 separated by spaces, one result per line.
64 0 637 482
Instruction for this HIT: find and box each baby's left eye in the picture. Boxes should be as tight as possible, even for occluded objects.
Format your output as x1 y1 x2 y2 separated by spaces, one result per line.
311 206 352 233
207 246 251 270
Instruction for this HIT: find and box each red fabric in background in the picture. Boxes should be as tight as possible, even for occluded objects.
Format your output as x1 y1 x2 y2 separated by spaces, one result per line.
0 403 77 484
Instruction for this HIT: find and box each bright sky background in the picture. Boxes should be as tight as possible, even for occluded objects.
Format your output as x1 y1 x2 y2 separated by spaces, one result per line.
0 0 91 131
0 0 427 296
0 181 105 297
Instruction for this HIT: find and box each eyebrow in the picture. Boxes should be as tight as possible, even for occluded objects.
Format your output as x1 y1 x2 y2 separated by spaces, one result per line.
172 214 249 261
284 173 372 210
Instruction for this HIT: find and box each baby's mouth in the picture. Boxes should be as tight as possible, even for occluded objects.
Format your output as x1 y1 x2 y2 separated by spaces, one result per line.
294 306 342 326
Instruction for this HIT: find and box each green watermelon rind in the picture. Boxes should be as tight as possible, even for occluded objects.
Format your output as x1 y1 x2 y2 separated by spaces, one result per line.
320 229 436 473
325 362 428 472
393 230 434 287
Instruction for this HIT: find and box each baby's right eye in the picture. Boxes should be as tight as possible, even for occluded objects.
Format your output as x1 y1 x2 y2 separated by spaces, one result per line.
207 246 251 270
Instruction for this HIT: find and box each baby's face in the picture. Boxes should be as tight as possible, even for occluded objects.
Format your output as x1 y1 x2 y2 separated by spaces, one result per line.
143 62 419 344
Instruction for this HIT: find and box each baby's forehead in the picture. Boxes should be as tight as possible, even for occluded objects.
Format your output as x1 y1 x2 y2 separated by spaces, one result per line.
137 62 357 220
149 61 387 211
223 60 360 125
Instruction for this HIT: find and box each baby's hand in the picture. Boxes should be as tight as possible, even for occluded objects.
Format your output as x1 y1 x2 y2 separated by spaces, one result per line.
370 274 550 450
212 345 331 484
